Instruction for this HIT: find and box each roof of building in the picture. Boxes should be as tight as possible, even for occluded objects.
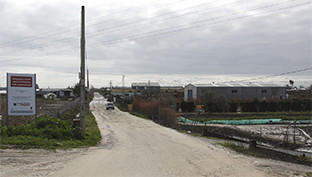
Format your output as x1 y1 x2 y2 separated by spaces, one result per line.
187 83 285 88
160 86 184 89
132 82 160 87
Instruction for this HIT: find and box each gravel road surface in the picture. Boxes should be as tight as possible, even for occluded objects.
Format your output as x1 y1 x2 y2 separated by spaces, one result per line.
52 93 311 177
1 92 311 177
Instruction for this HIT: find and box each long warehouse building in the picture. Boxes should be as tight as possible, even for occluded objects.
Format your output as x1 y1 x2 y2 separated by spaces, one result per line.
184 83 286 101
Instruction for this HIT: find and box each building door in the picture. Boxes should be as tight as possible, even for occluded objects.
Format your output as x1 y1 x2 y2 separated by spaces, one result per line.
188 90 193 100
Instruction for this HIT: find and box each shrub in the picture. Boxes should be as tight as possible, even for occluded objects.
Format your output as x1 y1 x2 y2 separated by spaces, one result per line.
61 108 79 120
0 123 7 137
3 115 74 140
6 125 32 137
160 107 177 127
180 101 195 112
132 97 159 118
36 115 70 129
72 126 84 140
202 91 228 112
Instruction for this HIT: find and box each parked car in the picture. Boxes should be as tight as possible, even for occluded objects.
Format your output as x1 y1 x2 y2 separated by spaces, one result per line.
106 102 115 110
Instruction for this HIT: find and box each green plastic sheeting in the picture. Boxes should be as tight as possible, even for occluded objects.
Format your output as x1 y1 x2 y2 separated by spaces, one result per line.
178 117 283 125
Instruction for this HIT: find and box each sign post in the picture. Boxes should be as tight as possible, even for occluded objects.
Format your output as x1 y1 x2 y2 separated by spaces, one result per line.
6 73 36 127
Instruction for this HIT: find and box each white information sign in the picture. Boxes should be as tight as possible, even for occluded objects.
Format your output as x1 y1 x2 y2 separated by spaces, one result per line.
7 73 36 116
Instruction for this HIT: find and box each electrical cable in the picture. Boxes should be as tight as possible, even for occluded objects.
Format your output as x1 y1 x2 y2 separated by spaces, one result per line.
0 0 186 47
1 0 309 58
227 67 312 83
88 1 311 47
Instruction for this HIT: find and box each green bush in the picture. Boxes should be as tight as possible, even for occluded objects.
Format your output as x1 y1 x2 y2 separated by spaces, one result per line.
61 108 79 120
0 123 7 137
72 126 84 140
230 99 312 112
0 110 101 149
36 115 71 129
180 101 195 112
3 115 73 140
7 125 32 137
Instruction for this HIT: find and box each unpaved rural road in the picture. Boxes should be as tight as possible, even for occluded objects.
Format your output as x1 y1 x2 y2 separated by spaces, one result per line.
1 92 311 177
52 93 311 177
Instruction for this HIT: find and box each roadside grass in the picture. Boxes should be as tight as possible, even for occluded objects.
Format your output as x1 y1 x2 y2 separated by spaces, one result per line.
218 142 267 158
129 111 149 119
178 130 229 141
117 106 128 112
187 112 311 122
306 172 312 177
114 104 149 119
0 112 101 150
218 142 312 167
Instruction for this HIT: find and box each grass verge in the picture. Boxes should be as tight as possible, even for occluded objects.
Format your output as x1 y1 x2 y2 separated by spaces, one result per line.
178 130 229 141
219 142 312 167
0 112 101 150
186 112 312 122
129 111 149 119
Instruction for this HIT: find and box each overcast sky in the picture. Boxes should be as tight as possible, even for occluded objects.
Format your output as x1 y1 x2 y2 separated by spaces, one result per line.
0 0 311 88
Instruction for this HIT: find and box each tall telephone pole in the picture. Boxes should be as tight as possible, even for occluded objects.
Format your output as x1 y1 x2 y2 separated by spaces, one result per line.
80 5 86 134
86 69 90 114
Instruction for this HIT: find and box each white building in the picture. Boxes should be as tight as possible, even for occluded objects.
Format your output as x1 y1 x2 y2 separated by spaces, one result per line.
184 83 286 101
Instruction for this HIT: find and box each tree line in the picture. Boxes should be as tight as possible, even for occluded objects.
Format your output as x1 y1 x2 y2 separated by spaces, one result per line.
180 91 311 113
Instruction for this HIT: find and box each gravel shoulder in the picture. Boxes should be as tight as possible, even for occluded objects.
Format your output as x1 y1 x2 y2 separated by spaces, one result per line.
1 93 311 177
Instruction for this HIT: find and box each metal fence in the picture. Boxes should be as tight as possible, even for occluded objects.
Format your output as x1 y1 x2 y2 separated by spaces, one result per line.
57 98 80 118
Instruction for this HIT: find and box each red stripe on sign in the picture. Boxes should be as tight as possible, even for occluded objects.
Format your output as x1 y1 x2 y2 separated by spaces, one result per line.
11 76 33 87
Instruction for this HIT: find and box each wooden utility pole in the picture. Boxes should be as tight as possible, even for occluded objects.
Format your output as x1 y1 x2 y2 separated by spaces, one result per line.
80 5 86 134
87 69 90 114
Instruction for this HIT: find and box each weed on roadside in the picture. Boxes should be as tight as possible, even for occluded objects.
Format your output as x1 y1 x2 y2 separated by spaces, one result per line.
0 112 101 149
306 172 312 177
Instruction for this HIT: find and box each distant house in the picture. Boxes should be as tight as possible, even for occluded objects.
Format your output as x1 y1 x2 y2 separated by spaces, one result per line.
0 90 6 95
131 82 160 94
36 88 59 98
37 88 74 99
43 93 57 99
184 83 286 101
160 86 184 97
0 87 6 95
59 89 75 98
111 87 139 97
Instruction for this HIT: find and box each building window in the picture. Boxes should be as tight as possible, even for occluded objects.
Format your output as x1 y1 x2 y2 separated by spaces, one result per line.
231 90 238 94
261 89 267 93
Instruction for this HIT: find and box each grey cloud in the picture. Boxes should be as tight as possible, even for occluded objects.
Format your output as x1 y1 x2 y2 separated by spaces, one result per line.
0 0 310 88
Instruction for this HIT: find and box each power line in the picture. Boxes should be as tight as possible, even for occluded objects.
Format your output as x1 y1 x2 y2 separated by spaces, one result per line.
0 0 234 49
86 0 189 26
88 1 310 47
0 0 300 49
0 0 185 48
228 67 312 83
86 0 246 36
2 0 307 52
1 0 309 58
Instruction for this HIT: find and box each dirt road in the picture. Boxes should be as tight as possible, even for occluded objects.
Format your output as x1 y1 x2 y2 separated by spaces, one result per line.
1 93 311 177
52 93 310 177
